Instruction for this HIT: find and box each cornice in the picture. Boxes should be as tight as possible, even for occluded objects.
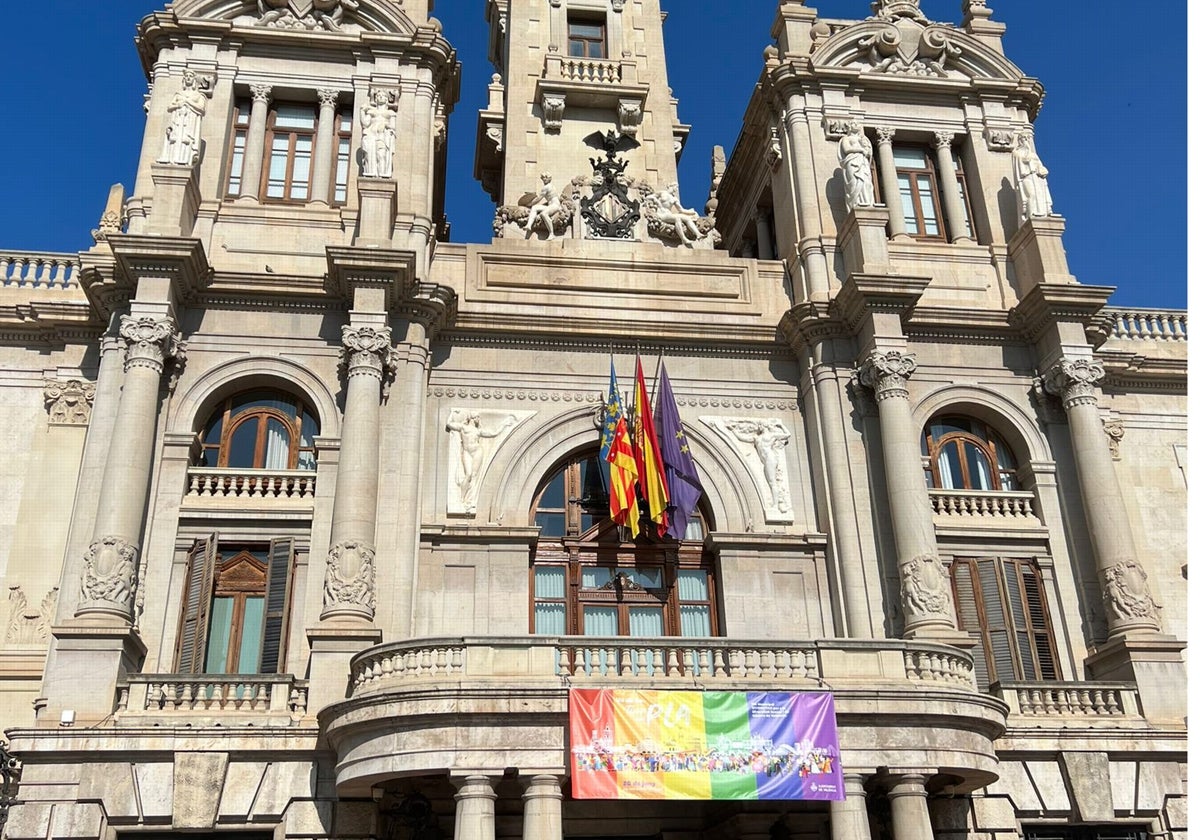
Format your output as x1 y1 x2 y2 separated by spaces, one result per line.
1008 283 1115 343
0 301 104 349
109 234 213 308
442 315 784 351
325 246 417 311
831 274 931 334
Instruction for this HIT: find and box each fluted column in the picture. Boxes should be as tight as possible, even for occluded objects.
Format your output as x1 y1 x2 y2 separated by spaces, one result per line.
856 351 957 638
784 92 831 296
755 210 775 260
874 127 909 239
77 314 184 620
887 775 935 840
321 324 395 621
830 774 871 840
933 131 970 242
521 775 563 840
1043 357 1160 636
453 776 497 840
238 83 272 200
311 88 339 205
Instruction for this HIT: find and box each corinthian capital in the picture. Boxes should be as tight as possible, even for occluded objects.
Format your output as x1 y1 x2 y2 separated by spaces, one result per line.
340 324 397 380
857 350 917 402
118 314 185 375
1042 358 1105 408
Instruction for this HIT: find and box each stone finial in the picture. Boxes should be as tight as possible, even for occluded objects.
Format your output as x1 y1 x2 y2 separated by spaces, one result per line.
961 0 993 24
91 183 126 243
707 145 727 214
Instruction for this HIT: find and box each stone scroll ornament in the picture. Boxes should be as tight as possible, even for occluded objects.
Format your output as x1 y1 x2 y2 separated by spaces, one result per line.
323 540 377 616
445 409 533 515
701 417 794 523
79 536 138 612
1102 559 1161 627
899 554 953 620
1041 358 1104 408
340 324 399 390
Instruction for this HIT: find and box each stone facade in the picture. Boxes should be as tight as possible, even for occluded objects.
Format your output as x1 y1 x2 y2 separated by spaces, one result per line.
0 1 1186 839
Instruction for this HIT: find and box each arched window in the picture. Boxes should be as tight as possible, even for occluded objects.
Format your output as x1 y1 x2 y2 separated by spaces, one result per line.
198 389 318 470
921 414 1018 491
530 452 715 638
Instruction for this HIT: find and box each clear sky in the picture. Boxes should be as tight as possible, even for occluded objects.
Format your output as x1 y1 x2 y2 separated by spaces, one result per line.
0 1 1184 309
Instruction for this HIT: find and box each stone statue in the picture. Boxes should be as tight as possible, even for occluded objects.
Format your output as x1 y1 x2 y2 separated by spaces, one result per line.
838 123 875 211
1013 131 1052 220
158 69 210 166
447 411 516 511
648 183 702 244
360 89 397 179
726 419 792 514
523 173 562 238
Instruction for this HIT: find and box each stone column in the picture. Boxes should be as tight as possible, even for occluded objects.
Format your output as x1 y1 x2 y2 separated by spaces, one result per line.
238 83 272 201
830 773 871 840
1043 357 1160 636
521 775 563 840
755 210 775 260
320 324 395 622
874 127 909 239
933 131 970 243
77 314 184 621
784 92 831 296
453 776 497 840
887 775 935 840
856 350 958 639
311 88 340 205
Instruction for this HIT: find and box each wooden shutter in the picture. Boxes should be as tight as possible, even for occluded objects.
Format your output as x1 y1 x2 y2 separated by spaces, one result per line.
950 560 988 689
177 535 218 674
259 537 294 674
977 558 1017 683
1019 561 1060 680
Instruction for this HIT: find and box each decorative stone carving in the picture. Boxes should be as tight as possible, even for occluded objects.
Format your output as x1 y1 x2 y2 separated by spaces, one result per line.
524 173 562 238
1042 358 1105 409
899 554 953 619
360 88 398 179
80 536 138 612
873 0 928 23
250 83 272 104
875 125 896 145
1102 559 1161 627
934 130 956 150
5 586 57 646
638 183 719 247
495 174 585 238
257 0 360 31
707 145 726 215
91 183 126 243
822 117 855 140
764 127 782 171
340 325 397 381
445 409 532 514
118 315 185 375
856 10 961 78
1103 418 1125 460
984 126 1015 151
701 417 794 522
580 130 641 240
617 99 642 138
838 122 875 212
485 122 503 153
158 69 212 166
857 351 917 402
540 93 566 131
1013 131 1053 221
317 88 340 108
611 0 625 10
44 379 96 425
323 540 376 615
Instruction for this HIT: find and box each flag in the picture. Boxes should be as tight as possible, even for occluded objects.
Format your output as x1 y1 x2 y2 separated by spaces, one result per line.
631 356 670 536
601 359 640 538
654 362 703 539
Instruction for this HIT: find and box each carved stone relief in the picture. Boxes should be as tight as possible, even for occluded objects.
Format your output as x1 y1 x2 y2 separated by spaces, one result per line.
856 14 961 78
701 417 794 523
445 408 535 515
898 554 952 620
158 69 213 167
257 0 360 31
119 314 186 376
617 99 642 138
44 379 96 426
1042 358 1104 409
80 536 138 612
856 350 916 402
1102 559 1161 628
340 325 398 384
637 182 720 247
541 93 566 132
323 540 377 615
1102 418 1125 460
4 586 58 646
494 174 586 238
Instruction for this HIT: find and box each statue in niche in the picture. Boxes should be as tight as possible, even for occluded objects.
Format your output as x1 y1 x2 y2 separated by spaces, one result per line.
838 123 875 211
158 69 211 167
446 410 516 511
1013 131 1053 220
725 419 792 514
522 173 562 238
360 89 397 179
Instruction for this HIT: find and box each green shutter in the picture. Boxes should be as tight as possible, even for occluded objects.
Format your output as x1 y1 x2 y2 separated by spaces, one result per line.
259 537 294 674
177 535 218 674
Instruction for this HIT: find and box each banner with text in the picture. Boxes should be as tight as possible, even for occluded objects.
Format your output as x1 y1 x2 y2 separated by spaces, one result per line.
569 689 844 800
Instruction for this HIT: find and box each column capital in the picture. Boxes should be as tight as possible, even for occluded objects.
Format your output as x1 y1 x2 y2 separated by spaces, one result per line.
341 324 398 381
875 125 896 144
452 774 499 797
250 83 272 103
1041 357 1105 408
933 130 956 149
317 88 340 108
885 771 933 794
118 314 185 375
321 539 377 621
856 350 916 402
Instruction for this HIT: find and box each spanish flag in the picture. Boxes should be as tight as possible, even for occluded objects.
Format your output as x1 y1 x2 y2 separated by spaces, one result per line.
632 356 670 536
601 360 640 539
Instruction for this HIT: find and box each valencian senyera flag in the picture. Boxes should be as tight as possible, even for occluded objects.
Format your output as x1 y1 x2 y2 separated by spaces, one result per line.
654 362 703 540
631 356 671 536
601 358 641 539
570 689 845 801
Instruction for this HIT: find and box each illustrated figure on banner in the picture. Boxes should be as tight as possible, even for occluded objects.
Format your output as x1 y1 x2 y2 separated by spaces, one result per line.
522 172 562 238
159 69 211 166
838 123 875 211
1013 131 1052 220
360 89 397 179
727 419 792 514
447 410 517 511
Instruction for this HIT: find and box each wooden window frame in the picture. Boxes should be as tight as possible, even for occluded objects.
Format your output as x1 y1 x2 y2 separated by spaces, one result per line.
208 548 268 674
922 415 1018 491
567 15 607 59
892 145 945 240
261 105 318 203
224 100 251 198
198 391 317 471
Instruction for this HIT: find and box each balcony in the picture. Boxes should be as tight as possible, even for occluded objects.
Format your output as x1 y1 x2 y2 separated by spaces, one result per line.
536 51 648 115
183 467 316 509
992 681 1145 727
115 673 308 727
929 488 1043 532
0 250 79 289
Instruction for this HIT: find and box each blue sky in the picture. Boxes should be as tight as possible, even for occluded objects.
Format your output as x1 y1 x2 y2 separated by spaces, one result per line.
0 1 1184 309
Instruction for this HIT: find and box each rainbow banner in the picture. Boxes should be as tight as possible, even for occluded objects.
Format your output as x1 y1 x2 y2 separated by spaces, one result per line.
569 689 844 800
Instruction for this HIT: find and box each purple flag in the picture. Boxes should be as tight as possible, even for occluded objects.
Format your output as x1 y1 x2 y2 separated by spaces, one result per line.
654 362 703 539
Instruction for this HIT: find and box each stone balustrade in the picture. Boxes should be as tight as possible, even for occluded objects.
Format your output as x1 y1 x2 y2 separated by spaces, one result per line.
929 489 1039 521
185 467 316 502
116 674 307 726
0 251 79 288
560 57 623 84
348 636 978 698
993 681 1142 720
1104 308 1187 342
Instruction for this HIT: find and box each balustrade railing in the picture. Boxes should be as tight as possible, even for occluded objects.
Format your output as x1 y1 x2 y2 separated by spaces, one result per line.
929 489 1038 521
560 57 623 84
1104 308 1186 342
0 251 79 288
185 467 316 501
116 674 308 723
994 681 1140 719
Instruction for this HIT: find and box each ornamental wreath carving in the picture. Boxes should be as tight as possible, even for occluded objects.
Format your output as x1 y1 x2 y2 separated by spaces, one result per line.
80 536 138 611
44 379 96 425
119 315 185 375
323 540 377 615
857 351 917 401
1102 559 1161 627
899 554 952 619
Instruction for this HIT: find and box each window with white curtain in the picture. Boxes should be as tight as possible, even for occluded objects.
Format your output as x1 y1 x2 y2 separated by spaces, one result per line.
197 389 318 471
920 414 1019 491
